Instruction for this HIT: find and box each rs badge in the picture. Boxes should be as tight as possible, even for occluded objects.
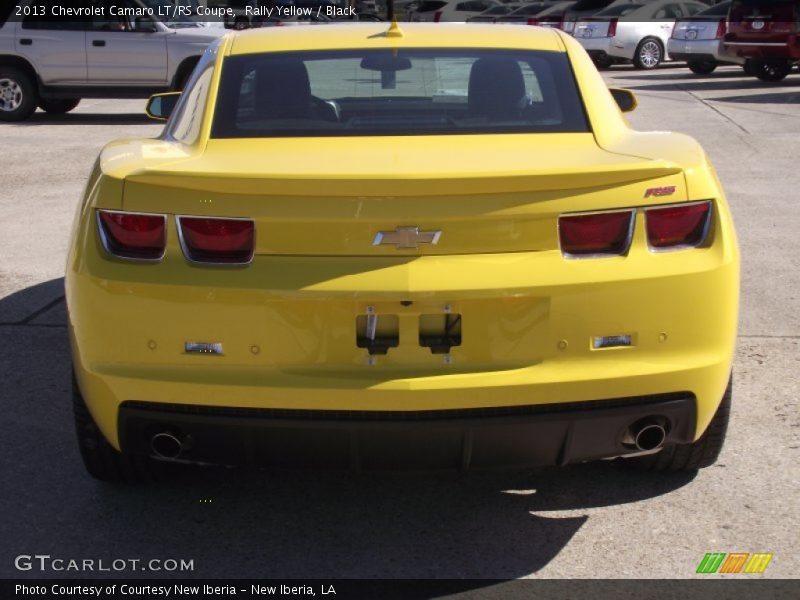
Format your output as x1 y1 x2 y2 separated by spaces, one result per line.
645 186 676 198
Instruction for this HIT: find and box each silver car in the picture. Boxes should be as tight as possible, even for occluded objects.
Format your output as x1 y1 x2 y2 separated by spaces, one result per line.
668 1 745 74
576 0 709 69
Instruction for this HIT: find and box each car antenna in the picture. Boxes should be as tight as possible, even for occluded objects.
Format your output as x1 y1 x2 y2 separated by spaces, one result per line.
385 0 403 37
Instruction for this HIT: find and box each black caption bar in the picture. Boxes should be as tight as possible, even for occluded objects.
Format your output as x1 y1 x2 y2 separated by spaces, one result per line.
3 579 799 600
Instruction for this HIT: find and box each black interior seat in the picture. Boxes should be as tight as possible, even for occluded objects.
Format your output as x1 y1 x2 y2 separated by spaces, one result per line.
467 57 528 121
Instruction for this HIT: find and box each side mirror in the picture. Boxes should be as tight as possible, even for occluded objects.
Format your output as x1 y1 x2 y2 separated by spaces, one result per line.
609 88 637 113
135 17 159 33
146 92 181 121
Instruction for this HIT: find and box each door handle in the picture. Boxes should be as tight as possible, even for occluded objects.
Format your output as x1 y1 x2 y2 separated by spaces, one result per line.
92 40 106 47
19 38 33 45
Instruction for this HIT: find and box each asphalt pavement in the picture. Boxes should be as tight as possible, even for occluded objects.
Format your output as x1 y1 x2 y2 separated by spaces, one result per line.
0 64 797 580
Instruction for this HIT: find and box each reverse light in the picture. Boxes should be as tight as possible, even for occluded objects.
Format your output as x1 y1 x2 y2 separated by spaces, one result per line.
645 201 712 250
558 210 634 257
97 210 167 261
178 216 255 264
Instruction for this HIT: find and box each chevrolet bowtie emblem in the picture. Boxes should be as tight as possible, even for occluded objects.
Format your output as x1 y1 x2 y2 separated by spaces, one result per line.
373 226 442 250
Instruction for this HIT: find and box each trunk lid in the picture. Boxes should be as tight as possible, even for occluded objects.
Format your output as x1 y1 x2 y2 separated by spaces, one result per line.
727 0 798 41
122 134 686 257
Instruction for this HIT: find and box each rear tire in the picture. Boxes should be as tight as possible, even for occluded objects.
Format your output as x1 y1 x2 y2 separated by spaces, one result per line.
0 67 38 122
73 372 161 482
687 60 717 75
633 37 663 70
751 59 792 82
38 98 80 114
625 376 731 472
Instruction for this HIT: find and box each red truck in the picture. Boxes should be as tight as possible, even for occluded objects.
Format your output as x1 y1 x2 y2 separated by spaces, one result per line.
724 0 800 81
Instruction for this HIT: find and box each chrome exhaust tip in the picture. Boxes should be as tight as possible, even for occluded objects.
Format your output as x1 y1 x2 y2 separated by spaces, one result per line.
151 432 183 459
633 423 666 452
623 418 668 452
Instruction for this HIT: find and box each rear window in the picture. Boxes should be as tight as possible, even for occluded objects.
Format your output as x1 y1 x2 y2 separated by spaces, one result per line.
698 1 731 16
417 1 448 11
211 49 589 138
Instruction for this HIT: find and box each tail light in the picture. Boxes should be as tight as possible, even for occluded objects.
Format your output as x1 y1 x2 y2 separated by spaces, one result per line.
434 10 442 22
559 210 634 257
527 18 538 25
716 18 726 38
178 216 256 264
97 210 166 261
645 202 712 250
607 18 617 37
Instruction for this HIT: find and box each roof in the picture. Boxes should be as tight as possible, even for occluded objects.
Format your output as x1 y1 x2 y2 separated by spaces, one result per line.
228 23 565 56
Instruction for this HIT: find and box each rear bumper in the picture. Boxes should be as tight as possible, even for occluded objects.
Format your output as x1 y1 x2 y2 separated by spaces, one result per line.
667 39 745 65
724 35 800 59
119 393 696 470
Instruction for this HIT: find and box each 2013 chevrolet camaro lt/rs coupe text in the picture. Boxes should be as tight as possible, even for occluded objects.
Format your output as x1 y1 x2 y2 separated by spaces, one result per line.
66 23 739 481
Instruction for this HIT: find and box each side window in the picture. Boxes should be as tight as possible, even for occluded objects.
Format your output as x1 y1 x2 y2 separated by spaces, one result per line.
22 1 95 30
654 4 683 18
169 66 214 145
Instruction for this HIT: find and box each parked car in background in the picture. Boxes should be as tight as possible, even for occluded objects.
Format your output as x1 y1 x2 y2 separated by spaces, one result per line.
572 2 643 67
669 1 744 74
724 0 800 81
601 0 710 69
466 3 526 22
0 0 225 122
561 0 619 34
408 0 502 21
526 1 578 27
494 2 554 23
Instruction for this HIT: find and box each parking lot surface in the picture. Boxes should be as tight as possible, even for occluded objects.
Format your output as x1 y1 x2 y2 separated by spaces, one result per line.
0 65 798 580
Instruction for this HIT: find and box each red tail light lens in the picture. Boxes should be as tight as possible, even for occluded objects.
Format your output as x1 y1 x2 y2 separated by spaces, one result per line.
97 210 166 261
527 18 539 25
607 18 617 37
645 202 712 249
716 18 726 38
178 217 255 264
434 10 442 22
559 210 634 257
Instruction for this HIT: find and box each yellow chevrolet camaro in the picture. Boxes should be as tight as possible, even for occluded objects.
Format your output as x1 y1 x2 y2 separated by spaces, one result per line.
66 23 739 481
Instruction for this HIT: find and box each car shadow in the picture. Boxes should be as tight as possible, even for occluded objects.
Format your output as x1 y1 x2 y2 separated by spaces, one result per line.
0 278 697 581
705 91 800 104
11 112 154 126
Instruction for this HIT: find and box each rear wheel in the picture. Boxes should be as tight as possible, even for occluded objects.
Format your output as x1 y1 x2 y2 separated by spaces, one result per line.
633 37 663 70
687 60 717 75
0 67 38 122
73 372 161 482
625 376 731 472
38 98 80 114
751 59 792 82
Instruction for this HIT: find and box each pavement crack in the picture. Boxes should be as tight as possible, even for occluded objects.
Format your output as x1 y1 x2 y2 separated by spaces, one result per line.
676 84 750 135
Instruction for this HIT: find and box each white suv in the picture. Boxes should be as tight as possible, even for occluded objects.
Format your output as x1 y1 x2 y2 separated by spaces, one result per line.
0 0 225 121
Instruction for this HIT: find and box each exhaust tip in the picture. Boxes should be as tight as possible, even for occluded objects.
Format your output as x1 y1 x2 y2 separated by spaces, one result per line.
633 423 666 452
151 432 183 459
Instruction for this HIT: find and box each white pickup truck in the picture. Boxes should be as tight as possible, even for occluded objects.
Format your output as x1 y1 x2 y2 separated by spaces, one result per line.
0 0 225 121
